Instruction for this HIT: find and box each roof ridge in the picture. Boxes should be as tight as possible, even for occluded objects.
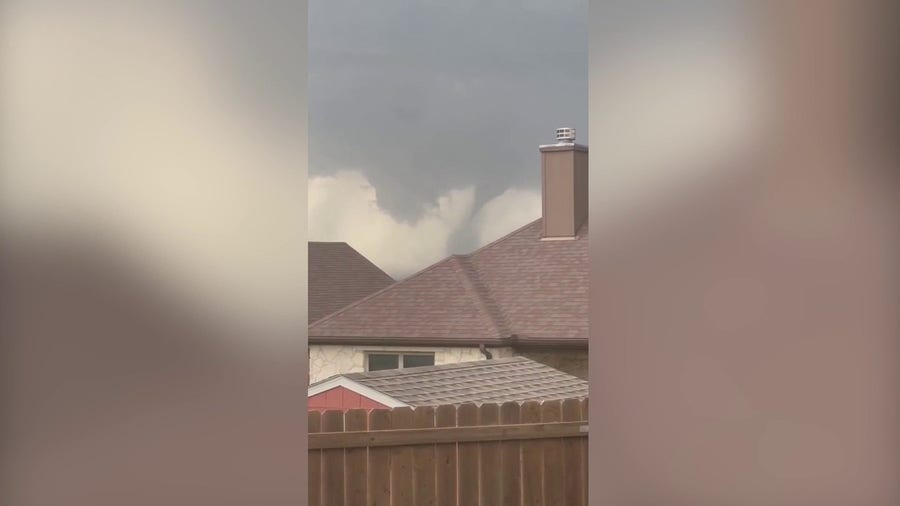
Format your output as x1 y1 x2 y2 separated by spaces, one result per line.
347 245 395 282
468 217 542 258
309 241 394 282
309 253 458 330
452 255 511 339
310 219 541 332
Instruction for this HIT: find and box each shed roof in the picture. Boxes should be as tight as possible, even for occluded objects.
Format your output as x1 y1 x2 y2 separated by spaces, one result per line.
308 356 588 407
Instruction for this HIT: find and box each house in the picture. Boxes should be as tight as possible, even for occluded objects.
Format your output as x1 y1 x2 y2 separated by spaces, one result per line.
308 241 394 324
307 356 588 412
308 128 588 382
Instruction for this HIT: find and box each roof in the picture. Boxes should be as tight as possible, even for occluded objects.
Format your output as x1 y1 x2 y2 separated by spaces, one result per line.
308 242 394 323
309 218 587 347
308 357 588 407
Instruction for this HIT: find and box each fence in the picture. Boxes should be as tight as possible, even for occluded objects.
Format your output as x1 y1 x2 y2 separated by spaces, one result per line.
308 397 588 506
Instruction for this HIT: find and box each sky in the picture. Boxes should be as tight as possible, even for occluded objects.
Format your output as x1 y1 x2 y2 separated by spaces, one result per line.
308 0 588 278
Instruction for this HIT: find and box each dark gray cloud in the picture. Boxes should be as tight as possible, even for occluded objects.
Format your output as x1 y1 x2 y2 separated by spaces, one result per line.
309 0 588 229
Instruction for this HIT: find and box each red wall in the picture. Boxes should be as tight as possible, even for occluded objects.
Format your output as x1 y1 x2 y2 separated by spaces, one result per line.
308 386 389 412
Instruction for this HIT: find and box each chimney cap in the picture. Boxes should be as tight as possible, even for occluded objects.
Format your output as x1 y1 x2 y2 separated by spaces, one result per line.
555 127 576 142
540 127 587 151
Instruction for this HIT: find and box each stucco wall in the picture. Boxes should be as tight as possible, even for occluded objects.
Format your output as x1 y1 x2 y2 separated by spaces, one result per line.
309 344 515 383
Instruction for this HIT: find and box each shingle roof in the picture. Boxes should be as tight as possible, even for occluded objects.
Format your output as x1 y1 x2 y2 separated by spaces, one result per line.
308 242 394 323
309 218 587 346
313 357 588 406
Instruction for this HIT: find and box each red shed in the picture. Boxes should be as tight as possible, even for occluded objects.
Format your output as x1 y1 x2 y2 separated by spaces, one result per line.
308 375 406 412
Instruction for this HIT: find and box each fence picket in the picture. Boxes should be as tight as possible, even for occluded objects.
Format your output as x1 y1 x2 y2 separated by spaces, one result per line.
562 398 585 506
413 406 437 506
308 411 322 506
344 409 368 506
541 400 564 506
521 400 543 506
390 407 415 506
457 403 480 505
500 401 522 506
435 404 458 506
368 409 392 506
321 410 345 506
478 403 502 506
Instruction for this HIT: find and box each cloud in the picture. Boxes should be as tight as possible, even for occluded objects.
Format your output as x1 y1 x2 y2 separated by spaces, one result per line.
308 0 587 222
471 187 542 247
308 171 475 278
309 172 543 278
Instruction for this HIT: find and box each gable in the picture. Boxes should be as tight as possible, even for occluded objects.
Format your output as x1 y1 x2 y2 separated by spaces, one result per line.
308 376 408 409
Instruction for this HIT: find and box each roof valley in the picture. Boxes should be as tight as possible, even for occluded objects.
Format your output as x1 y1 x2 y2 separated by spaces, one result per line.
452 255 512 340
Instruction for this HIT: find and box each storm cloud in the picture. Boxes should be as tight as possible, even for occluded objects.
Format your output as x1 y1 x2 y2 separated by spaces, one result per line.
309 0 588 276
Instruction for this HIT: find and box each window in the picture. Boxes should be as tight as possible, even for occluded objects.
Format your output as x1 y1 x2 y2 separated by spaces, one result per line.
402 354 435 368
366 352 435 372
367 353 399 371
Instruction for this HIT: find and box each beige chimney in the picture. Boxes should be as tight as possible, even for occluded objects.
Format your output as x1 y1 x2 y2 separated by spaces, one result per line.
540 127 588 239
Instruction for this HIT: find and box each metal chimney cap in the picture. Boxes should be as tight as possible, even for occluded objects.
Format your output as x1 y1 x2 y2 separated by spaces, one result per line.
555 127 576 143
540 127 586 151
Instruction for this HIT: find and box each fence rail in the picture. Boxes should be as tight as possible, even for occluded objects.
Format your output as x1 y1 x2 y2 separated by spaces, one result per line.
308 397 588 506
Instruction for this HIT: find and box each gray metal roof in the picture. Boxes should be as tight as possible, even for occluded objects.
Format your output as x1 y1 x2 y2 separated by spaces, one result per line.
319 357 588 407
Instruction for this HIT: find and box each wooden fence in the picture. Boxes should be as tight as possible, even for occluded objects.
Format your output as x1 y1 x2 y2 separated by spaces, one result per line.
308 397 588 506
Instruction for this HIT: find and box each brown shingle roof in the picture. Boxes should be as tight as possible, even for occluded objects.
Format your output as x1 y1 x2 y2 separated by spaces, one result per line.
309 218 587 346
308 242 394 323
314 357 588 406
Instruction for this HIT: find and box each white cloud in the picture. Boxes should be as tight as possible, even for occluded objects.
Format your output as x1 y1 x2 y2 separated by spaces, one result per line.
471 187 542 247
309 171 476 278
309 173 543 278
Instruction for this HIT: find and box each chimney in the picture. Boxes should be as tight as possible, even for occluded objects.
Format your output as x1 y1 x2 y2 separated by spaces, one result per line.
540 127 588 239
